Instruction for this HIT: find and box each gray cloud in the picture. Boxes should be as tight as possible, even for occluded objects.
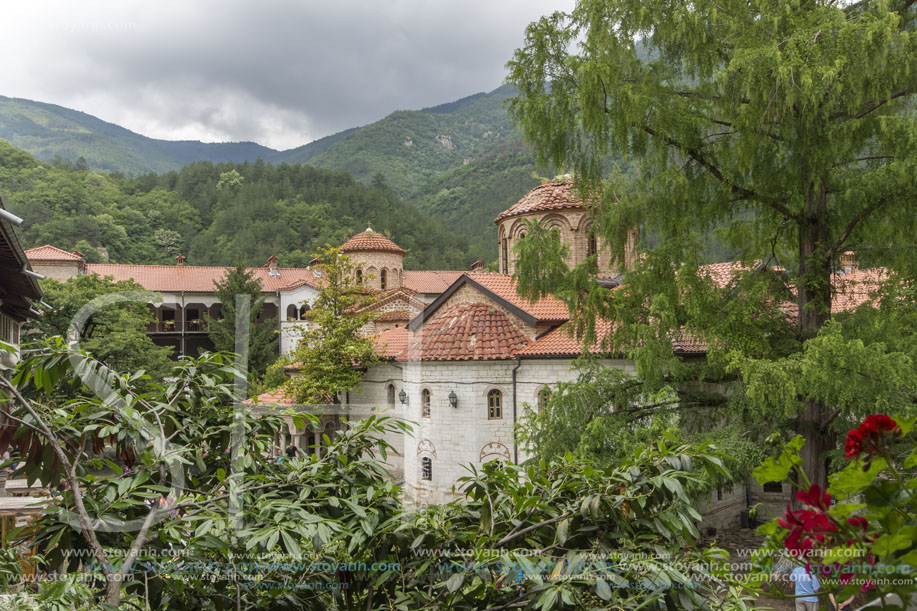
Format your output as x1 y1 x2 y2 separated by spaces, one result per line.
1 0 574 149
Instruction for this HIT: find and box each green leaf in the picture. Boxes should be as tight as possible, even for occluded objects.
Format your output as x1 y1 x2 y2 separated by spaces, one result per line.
595 578 612 601
444 572 464 593
556 518 569 545
753 436 804 484
829 458 886 496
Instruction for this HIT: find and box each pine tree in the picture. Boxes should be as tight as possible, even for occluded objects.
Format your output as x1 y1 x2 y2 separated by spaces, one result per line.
206 266 278 377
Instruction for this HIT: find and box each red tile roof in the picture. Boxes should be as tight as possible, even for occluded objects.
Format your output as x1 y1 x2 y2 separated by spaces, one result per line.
84 264 317 293
373 327 411 360
245 387 295 406
24 245 84 261
831 268 887 313
494 180 588 223
515 321 707 357
466 273 569 322
402 270 465 293
408 302 531 361
375 310 413 322
341 228 405 255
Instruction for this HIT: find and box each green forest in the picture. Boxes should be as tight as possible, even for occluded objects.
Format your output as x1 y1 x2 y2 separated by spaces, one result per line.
0 140 485 269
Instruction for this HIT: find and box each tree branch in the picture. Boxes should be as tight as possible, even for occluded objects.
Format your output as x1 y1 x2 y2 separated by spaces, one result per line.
642 126 798 220
495 510 575 547
0 377 112 582
830 198 891 254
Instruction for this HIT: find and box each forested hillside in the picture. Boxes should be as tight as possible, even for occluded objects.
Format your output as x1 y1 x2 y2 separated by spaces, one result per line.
0 140 482 269
0 87 543 251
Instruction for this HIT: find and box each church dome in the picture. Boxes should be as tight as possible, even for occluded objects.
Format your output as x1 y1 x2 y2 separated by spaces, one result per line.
341 226 405 255
494 180 584 223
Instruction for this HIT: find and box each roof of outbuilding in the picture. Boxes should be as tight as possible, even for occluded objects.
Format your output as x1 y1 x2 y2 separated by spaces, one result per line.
514 322 708 358
24 245 84 261
494 180 587 223
84 264 318 293
341 227 406 255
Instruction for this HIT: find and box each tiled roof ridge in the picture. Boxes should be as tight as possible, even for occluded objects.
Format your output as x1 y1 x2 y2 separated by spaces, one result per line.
494 180 588 223
24 244 84 261
341 230 406 255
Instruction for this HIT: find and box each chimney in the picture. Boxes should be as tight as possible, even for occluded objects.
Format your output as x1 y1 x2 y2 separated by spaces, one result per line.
840 250 858 273
267 254 280 277
176 254 185 266
470 259 484 273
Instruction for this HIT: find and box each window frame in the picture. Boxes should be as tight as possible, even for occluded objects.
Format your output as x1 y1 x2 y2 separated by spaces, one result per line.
420 456 432 481
421 388 431 418
487 389 503 420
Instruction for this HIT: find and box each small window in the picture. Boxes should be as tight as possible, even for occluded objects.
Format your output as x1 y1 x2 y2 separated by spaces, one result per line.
421 389 431 418
421 456 432 481
763 482 783 494
587 233 597 257
537 387 552 411
381 269 387 289
387 384 396 406
356 269 363 283
487 390 503 420
286 304 298 321
501 238 509 273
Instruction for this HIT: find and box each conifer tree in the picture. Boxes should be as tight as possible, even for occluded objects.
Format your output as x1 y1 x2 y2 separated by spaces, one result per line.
507 0 917 486
206 266 278 377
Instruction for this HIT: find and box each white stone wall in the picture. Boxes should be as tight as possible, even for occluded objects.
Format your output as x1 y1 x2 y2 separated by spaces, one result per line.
29 260 82 282
354 357 636 506
279 285 320 355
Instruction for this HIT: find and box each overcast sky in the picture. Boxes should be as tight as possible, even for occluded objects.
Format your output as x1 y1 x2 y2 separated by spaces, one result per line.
1 1 574 150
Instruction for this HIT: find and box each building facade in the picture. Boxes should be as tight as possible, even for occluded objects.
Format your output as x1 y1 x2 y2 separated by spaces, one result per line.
0 198 43 370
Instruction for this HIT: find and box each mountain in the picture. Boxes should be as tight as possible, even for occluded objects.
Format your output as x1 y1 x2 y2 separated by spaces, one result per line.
289 85 542 250
0 87 543 252
0 139 480 270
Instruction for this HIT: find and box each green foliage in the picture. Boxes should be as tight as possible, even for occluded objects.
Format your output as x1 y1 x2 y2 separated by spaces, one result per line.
1 341 759 609
519 361 764 491
282 247 381 404
205 266 278 379
0 139 477 270
506 0 917 486
27 274 173 379
752 417 916 606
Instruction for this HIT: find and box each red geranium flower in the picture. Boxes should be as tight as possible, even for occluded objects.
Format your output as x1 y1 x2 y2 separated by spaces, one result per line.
796 484 832 510
844 414 901 459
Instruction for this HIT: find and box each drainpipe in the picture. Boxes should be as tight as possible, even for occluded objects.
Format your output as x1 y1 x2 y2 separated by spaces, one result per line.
511 356 522 464
180 290 186 356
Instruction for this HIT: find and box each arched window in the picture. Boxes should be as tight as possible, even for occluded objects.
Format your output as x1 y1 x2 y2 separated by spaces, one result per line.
587 230 598 257
537 386 552 411
356 269 363 283
421 456 432 481
380 269 387 289
501 238 509 273
421 389 431 418
487 390 503 420
387 384 396 406
299 304 310 320
286 304 298 321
